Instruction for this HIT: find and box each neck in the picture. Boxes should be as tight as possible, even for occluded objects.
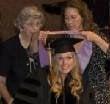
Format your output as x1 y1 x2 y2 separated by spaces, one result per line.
19 33 31 49
19 32 39 52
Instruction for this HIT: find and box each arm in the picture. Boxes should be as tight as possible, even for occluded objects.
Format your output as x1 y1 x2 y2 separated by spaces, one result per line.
0 42 14 104
93 34 109 53
81 31 109 53
39 30 81 44
0 76 14 104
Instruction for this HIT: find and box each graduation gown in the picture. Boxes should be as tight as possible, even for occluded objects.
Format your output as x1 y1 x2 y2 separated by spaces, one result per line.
13 66 50 104
50 75 78 104
50 88 77 104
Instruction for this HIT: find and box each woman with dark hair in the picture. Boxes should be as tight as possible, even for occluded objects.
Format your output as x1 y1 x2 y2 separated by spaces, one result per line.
39 0 110 103
62 0 110 104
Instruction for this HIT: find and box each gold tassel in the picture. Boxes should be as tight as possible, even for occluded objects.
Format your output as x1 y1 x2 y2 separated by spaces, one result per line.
47 43 52 72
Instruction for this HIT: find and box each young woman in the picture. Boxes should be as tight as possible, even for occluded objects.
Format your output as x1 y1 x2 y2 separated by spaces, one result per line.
48 37 83 104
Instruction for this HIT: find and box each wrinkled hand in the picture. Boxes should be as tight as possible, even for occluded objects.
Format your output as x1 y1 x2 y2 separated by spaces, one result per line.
39 31 50 44
81 31 99 42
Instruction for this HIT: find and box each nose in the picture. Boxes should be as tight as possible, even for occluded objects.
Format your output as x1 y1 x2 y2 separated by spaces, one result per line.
32 25 40 31
62 58 67 65
68 20 72 24
66 18 72 24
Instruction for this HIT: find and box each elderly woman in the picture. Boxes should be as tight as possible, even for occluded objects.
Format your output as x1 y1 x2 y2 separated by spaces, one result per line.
0 5 48 104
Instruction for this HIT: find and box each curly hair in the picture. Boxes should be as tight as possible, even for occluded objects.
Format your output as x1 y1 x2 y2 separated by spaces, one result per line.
62 0 97 31
48 53 83 102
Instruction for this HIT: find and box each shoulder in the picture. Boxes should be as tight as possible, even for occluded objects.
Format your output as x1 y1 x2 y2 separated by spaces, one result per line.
0 35 22 54
1 35 19 48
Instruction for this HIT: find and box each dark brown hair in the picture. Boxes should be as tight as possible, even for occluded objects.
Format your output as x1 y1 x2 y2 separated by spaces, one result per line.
62 0 97 31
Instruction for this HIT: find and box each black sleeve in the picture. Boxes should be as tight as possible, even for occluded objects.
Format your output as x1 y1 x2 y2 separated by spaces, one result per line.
104 44 110 80
106 44 110 58
0 42 12 76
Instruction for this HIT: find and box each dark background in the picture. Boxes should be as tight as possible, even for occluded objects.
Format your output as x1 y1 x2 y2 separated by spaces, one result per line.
84 0 109 27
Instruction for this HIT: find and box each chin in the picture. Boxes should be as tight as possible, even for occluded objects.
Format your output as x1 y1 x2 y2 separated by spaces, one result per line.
62 70 71 74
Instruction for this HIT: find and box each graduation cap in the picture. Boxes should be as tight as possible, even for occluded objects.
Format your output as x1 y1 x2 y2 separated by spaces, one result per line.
46 37 83 54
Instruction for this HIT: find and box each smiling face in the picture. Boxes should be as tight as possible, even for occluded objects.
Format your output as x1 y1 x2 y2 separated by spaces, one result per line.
55 52 76 75
64 7 83 31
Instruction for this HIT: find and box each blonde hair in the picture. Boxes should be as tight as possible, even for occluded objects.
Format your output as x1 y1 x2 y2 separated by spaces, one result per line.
15 6 45 29
48 52 83 102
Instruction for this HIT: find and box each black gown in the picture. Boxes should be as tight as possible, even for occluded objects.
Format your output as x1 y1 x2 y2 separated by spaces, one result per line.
13 66 50 104
50 75 78 104
13 69 85 104
13 70 79 104
50 88 77 104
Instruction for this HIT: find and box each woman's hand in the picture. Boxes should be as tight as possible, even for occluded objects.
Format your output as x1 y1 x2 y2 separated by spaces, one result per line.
81 30 109 53
81 31 99 42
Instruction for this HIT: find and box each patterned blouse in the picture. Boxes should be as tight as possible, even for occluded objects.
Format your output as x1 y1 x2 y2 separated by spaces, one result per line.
83 32 110 104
